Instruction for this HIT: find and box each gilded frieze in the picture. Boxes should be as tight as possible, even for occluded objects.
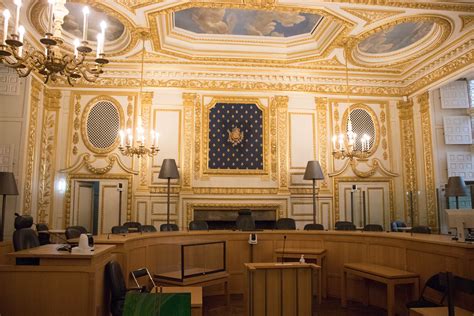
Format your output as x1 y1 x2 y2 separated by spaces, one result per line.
418 92 437 229
341 8 404 24
22 78 42 215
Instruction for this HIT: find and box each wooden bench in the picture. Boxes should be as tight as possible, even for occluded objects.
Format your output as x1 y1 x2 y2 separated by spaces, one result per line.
341 263 420 316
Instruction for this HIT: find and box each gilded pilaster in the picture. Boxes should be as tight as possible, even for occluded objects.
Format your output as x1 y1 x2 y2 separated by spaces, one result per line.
22 78 42 215
37 89 61 225
182 93 196 190
72 95 81 155
418 92 437 228
139 92 153 189
275 96 289 192
316 97 329 189
397 99 418 225
194 96 202 179
270 99 277 182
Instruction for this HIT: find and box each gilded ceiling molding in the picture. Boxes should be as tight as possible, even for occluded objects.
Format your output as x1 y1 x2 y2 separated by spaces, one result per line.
37 89 61 226
397 99 419 225
22 78 42 215
418 92 437 229
320 0 473 12
460 15 474 32
316 97 329 190
182 93 197 190
346 15 453 69
138 92 153 190
275 96 289 192
341 8 404 24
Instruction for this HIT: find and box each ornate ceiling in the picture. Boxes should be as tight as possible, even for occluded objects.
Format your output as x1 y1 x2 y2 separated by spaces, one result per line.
11 0 474 94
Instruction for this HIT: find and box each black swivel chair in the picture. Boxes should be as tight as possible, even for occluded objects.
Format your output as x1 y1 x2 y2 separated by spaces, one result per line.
391 220 407 232
36 223 50 245
160 223 179 231
411 226 431 234
65 226 88 239
105 260 142 316
123 222 142 233
363 224 384 232
111 226 128 234
304 223 324 230
141 225 157 233
406 273 448 309
236 209 256 231
335 222 356 231
189 220 209 231
276 218 296 230
13 214 40 265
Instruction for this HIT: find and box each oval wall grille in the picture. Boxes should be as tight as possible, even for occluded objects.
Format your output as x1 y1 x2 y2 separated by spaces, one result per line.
348 108 375 151
86 101 120 149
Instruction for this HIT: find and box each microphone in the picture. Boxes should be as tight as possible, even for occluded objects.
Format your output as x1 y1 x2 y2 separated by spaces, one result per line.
281 235 287 263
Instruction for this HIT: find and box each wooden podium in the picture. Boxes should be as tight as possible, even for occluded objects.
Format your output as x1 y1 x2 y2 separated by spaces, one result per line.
244 262 320 316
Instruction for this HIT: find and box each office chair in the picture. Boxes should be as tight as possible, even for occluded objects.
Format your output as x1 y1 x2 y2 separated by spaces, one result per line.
130 267 156 292
275 218 296 230
13 214 40 265
236 209 256 231
406 273 448 309
105 260 142 316
391 220 407 232
160 223 179 231
141 225 157 233
335 222 356 231
189 220 209 231
304 223 324 230
36 223 50 245
65 226 88 239
123 221 142 233
363 224 384 232
411 226 431 234
111 226 128 234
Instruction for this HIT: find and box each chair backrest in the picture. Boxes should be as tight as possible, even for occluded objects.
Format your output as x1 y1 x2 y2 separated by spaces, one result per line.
363 224 384 232
160 223 179 232
335 221 352 228
417 273 448 306
189 220 209 231
111 226 128 234
13 228 40 251
276 218 296 230
130 267 156 291
411 226 431 234
304 223 324 230
391 220 407 232
14 214 33 230
36 223 50 245
236 211 256 231
105 260 128 302
141 225 157 233
36 223 49 231
335 223 356 231
65 226 88 239
123 222 142 232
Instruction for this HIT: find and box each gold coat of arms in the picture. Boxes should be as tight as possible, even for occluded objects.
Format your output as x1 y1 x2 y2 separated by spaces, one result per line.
227 127 244 147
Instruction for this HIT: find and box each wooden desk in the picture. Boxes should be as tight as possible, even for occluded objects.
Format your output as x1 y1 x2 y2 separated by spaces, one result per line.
0 244 115 316
342 262 419 316
274 247 327 304
409 307 473 316
154 286 203 316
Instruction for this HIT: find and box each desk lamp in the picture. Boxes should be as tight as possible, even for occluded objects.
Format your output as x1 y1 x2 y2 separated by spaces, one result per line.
446 176 468 209
158 159 179 231
303 161 324 224
0 172 19 241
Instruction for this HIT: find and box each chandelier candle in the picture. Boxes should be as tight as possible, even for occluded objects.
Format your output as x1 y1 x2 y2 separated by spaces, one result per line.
82 6 89 42
2 10 10 45
13 0 21 35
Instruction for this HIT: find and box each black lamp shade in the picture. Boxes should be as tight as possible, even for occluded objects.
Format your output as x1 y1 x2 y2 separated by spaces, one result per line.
158 159 179 179
303 161 324 180
0 172 19 195
446 176 468 197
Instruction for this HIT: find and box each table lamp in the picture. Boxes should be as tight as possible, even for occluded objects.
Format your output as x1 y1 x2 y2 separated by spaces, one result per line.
446 176 468 209
158 159 179 231
0 172 19 242
303 161 324 224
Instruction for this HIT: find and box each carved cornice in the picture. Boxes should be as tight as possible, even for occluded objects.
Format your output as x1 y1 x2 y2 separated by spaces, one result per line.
460 15 474 32
341 8 404 24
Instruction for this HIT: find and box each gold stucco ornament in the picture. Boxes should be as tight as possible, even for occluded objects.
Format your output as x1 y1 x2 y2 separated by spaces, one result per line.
227 127 244 147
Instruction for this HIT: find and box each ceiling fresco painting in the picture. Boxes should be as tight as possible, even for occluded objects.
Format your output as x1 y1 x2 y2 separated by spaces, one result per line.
174 8 323 38
62 3 125 42
358 21 435 54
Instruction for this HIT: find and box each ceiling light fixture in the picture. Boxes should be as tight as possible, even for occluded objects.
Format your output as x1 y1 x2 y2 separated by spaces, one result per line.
0 0 109 85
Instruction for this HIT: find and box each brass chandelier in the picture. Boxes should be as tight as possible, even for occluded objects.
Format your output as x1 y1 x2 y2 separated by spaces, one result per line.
0 0 109 85
331 46 371 160
118 36 159 159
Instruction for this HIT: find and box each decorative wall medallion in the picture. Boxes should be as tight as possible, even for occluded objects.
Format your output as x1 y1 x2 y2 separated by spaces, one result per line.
227 127 244 147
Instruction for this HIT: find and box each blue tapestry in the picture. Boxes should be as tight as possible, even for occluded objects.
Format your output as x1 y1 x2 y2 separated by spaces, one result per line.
208 102 263 170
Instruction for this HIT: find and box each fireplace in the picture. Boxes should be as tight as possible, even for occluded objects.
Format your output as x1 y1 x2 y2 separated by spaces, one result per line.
193 209 277 230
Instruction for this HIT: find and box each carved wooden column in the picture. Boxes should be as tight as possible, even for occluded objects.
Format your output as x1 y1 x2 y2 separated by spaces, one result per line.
37 88 61 225
397 99 418 225
275 96 289 193
182 93 197 191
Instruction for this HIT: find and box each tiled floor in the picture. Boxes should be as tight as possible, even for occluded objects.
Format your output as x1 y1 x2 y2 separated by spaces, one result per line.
203 294 387 316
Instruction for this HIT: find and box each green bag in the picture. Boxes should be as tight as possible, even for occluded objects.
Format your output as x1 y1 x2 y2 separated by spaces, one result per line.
123 292 191 316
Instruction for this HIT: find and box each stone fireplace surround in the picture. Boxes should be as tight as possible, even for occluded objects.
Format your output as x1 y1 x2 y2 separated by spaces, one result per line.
194 209 276 229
